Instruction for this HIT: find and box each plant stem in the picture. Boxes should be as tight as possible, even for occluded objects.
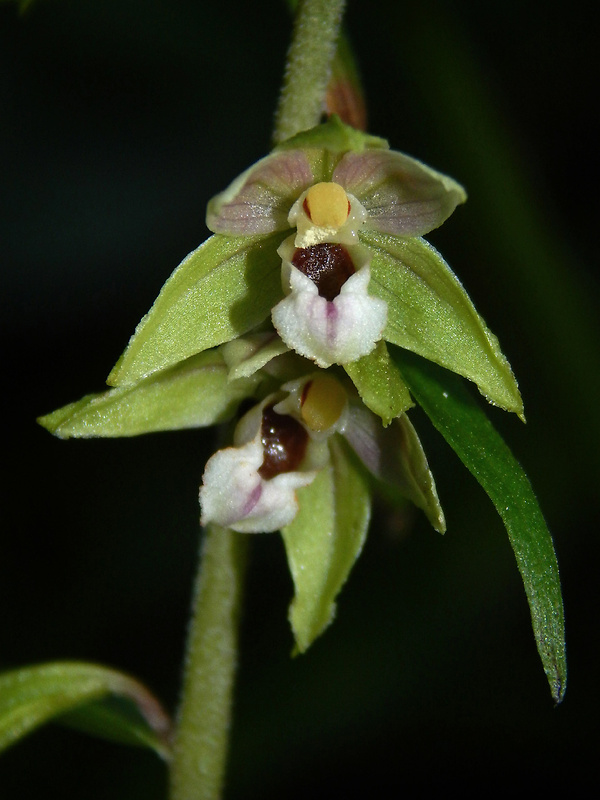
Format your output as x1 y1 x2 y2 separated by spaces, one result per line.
169 525 248 800
273 0 347 143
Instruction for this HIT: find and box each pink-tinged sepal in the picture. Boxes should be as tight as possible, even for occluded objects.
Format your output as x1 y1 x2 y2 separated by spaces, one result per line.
332 149 466 237
343 405 446 533
206 150 314 235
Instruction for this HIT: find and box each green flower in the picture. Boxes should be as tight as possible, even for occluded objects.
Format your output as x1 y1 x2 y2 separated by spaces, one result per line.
199 371 444 535
38 342 444 652
106 117 523 424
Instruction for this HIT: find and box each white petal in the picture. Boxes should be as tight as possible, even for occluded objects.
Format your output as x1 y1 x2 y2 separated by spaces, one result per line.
199 436 315 533
200 438 264 529
272 263 388 368
240 470 315 533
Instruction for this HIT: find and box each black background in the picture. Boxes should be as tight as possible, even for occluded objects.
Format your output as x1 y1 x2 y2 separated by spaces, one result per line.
2 1 598 797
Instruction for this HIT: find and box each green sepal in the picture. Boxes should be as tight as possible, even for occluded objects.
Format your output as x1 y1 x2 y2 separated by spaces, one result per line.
387 414 446 533
344 340 413 426
392 347 566 703
107 231 287 387
275 114 388 155
0 661 172 759
343 405 445 532
281 436 371 654
363 230 524 419
38 350 259 438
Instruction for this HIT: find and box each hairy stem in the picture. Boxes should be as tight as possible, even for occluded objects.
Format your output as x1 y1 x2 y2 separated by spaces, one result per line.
169 526 248 800
273 0 347 143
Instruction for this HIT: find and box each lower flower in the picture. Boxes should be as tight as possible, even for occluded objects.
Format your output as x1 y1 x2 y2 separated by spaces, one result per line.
199 426 315 533
199 377 341 533
199 371 445 535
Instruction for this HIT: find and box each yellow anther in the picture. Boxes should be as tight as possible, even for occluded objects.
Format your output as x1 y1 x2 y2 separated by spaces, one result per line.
300 375 347 432
304 182 350 229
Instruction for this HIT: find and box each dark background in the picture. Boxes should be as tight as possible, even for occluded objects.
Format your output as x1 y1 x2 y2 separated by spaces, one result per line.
2 0 598 796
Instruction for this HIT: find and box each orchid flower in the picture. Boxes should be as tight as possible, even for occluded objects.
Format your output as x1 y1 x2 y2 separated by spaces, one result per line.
198 368 444 649
206 119 464 368
107 117 523 424
200 371 444 536
39 346 445 652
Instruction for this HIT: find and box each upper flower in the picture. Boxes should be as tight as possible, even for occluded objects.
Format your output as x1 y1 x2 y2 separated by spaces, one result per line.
205 116 466 369
107 117 522 421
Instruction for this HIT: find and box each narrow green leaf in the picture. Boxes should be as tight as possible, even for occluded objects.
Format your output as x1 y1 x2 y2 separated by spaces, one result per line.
281 437 371 653
392 346 566 703
107 232 286 387
344 340 413 425
363 230 524 419
38 350 259 438
0 661 172 758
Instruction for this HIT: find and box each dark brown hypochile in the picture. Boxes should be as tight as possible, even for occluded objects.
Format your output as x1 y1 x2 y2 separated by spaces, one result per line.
291 243 355 302
258 404 309 480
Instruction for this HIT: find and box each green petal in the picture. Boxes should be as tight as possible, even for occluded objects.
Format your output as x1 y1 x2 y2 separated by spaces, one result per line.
0 661 172 759
107 232 286 387
38 350 258 438
325 32 367 131
363 230 524 419
281 437 371 653
392 347 566 703
344 340 413 425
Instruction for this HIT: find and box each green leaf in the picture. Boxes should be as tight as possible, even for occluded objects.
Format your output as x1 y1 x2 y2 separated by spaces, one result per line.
392 346 566 703
363 230 524 419
0 661 172 758
107 232 286 387
281 437 371 653
38 350 259 438
344 340 413 425
59 696 168 753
